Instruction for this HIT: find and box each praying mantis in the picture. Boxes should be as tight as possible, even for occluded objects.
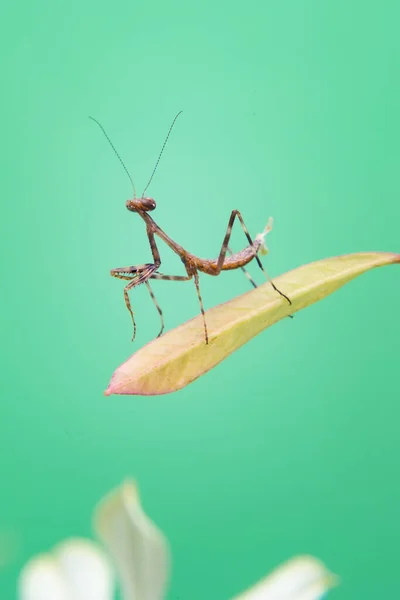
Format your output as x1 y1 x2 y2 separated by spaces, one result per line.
91 112 291 344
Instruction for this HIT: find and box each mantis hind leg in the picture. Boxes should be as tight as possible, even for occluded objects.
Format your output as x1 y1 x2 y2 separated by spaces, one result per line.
217 210 292 305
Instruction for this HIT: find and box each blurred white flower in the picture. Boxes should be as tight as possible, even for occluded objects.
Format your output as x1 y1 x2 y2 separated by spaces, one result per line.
18 480 337 600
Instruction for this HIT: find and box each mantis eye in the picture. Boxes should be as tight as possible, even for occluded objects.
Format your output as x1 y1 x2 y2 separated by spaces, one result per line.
140 198 156 211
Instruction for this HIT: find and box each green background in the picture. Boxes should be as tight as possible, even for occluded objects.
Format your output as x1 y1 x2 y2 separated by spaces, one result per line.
1 0 399 598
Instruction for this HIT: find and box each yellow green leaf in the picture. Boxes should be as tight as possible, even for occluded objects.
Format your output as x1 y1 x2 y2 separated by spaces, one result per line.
105 251 399 396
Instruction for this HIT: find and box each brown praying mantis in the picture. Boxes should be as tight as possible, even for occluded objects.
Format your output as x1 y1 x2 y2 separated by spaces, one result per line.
90 112 291 344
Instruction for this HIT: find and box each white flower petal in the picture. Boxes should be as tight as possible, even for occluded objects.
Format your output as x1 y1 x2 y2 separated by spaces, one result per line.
232 556 337 600
18 555 73 600
54 539 114 600
18 539 114 600
94 480 169 600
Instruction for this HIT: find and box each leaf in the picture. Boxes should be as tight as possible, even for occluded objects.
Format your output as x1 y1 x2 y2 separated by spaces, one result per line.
105 251 400 396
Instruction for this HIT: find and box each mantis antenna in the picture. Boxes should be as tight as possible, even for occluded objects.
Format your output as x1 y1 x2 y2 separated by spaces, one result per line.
141 110 183 197
89 116 137 199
